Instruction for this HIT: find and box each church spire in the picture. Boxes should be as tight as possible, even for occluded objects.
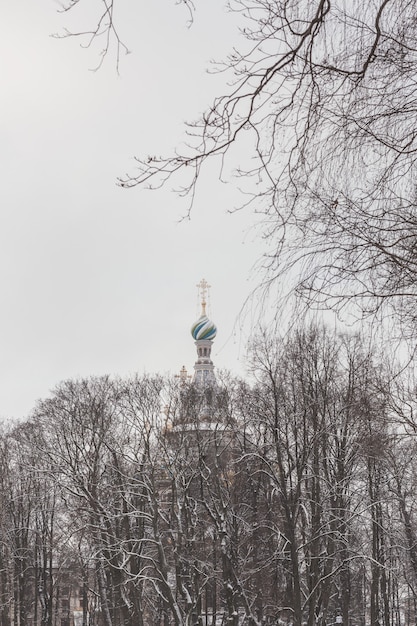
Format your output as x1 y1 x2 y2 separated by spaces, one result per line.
191 279 217 386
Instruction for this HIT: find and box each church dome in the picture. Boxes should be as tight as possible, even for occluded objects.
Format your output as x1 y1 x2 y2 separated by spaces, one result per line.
191 315 217 341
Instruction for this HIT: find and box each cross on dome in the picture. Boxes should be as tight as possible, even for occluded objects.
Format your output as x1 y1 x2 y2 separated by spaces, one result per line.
197 278 210 316
191 280 217 341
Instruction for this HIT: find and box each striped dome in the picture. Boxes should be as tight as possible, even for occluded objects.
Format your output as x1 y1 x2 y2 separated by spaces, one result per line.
191 315 217 341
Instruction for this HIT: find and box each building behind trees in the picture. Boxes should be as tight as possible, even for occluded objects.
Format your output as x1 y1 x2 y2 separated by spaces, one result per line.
1 284 417 625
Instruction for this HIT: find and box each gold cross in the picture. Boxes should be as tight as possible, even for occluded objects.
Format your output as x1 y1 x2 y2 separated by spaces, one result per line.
175 365 191 386
196 278 210 315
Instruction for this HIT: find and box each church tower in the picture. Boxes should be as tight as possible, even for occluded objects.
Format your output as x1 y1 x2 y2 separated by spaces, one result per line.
168 279 230 432
190 278 217 388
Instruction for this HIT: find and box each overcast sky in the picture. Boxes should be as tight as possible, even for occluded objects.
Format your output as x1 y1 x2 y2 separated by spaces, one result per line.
0 1 268 420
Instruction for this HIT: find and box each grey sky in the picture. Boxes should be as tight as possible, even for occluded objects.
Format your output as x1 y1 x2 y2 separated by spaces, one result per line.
1 2 264 420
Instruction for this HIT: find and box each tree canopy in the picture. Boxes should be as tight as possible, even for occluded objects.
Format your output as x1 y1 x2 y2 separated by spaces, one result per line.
3 328 417 626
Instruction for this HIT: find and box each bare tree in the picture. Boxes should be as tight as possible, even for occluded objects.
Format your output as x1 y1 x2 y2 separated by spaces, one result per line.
244 325 395 626
0 419 67 626
6 338 417 624
33 375 154 626
54 0 196 70
58 0 417 332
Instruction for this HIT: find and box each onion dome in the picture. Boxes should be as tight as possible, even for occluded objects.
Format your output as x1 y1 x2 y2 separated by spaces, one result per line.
191 315 217 341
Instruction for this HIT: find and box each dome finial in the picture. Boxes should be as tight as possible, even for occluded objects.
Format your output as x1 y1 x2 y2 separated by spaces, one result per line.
197 278 210 316
191 280 217 387
191 279 217 341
